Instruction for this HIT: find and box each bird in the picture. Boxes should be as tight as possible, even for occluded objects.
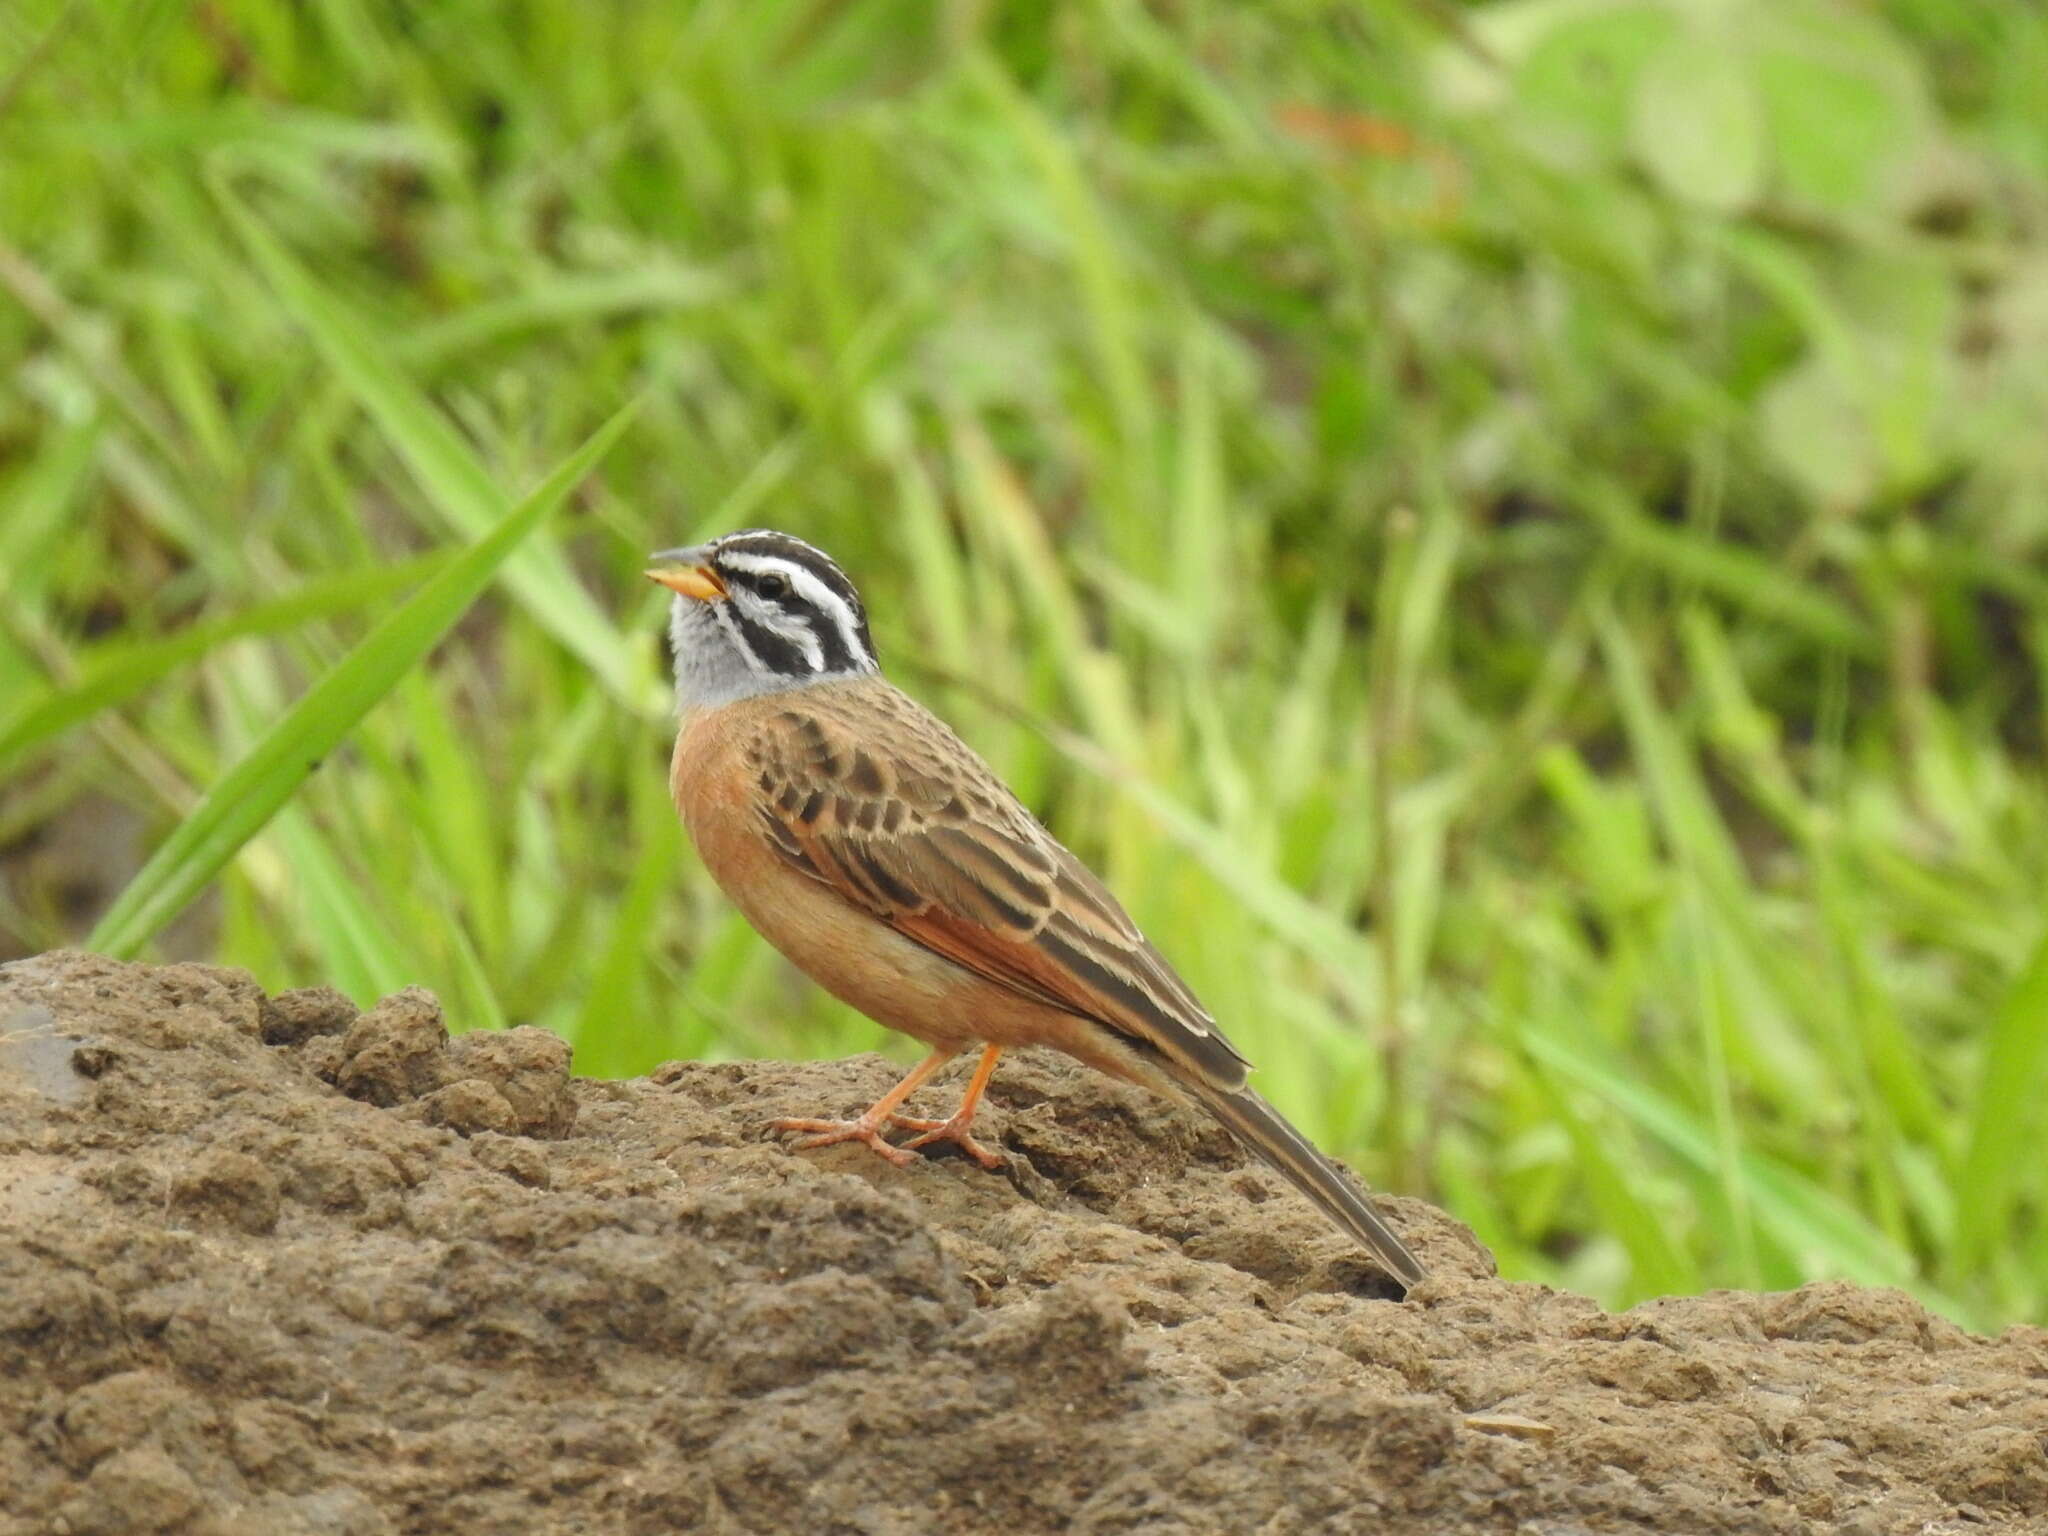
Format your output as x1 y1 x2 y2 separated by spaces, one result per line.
649 529 1426 1289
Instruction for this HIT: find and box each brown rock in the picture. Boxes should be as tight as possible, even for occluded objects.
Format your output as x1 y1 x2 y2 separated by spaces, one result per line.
173 1146 283 1236
417 1077 517 1136
445 1025 576 1138
55 1446 203 1535
333 986 447 1106
259 986 359 1046
468 1131 552 1188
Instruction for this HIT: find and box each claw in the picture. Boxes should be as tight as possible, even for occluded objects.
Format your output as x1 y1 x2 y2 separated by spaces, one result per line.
888 1113 1006 1171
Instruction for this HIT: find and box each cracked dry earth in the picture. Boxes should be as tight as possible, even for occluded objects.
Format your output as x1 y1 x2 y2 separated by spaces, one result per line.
1 951 2045 1535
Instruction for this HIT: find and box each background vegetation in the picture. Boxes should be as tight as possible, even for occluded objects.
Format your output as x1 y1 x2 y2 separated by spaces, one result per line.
3 0 2045 1328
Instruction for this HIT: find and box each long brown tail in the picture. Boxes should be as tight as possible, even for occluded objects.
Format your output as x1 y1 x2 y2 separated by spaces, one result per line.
1188 1080 1426 1289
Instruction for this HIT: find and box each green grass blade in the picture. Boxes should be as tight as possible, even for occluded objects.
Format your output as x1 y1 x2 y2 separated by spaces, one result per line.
1 415 100 612
0 553 445 773
567 792 684 1077
87 401 637 958
1583 487 1878 657
1519 1044 1700 1298
398 266 727 372
1954 923 2048 1269
1521 1028 1947 1306
210 171 655 714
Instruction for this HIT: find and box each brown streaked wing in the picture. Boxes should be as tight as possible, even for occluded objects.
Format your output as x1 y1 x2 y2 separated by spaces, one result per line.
744 691 1253 1091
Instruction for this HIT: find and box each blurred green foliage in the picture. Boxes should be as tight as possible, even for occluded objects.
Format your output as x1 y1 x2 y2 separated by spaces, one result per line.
2 0 2045 1325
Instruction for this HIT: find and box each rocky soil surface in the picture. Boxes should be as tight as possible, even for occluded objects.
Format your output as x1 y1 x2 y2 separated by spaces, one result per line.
2 950 2044 1534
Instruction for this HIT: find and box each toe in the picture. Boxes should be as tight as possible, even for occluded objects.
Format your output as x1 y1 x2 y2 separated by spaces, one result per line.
797 1131 917 1167
900 1124 1006 1171
770 1117 921 1168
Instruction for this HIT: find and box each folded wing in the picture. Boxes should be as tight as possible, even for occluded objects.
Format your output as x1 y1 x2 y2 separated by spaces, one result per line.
744 696 1253 1093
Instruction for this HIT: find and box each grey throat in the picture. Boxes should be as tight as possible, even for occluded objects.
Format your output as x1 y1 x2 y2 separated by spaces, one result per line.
668 595 818 712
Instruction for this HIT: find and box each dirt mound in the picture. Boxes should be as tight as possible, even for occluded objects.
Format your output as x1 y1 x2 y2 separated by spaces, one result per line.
2 952 2043 1534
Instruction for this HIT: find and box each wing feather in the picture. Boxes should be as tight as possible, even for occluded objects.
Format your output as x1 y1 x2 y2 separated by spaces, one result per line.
745 691 1252 1090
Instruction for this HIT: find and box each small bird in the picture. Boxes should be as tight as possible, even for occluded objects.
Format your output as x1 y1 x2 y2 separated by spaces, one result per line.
650 529 1425 1289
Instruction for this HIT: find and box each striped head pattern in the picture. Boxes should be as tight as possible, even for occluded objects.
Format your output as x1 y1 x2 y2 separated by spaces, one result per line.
648 530 880 710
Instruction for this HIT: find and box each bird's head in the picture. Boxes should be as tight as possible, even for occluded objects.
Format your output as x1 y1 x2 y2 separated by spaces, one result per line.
648 529 879 710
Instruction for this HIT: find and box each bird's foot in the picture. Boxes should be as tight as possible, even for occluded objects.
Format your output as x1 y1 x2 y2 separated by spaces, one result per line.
771 1116 919 1168
887 1113 1006 1171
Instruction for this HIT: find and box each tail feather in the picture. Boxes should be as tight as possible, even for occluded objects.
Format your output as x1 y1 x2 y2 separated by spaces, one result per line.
1190 1082 1426 1289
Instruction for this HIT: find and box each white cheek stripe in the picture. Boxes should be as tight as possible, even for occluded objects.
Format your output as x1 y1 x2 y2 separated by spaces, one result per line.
717 550 873 671
741 593 826 672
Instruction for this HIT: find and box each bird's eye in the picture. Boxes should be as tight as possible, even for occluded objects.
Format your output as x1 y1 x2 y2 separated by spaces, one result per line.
756 572 790 600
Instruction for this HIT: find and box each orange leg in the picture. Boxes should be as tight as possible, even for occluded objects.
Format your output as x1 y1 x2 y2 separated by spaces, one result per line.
889 1044 1006 1170
773 1049 958 1167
